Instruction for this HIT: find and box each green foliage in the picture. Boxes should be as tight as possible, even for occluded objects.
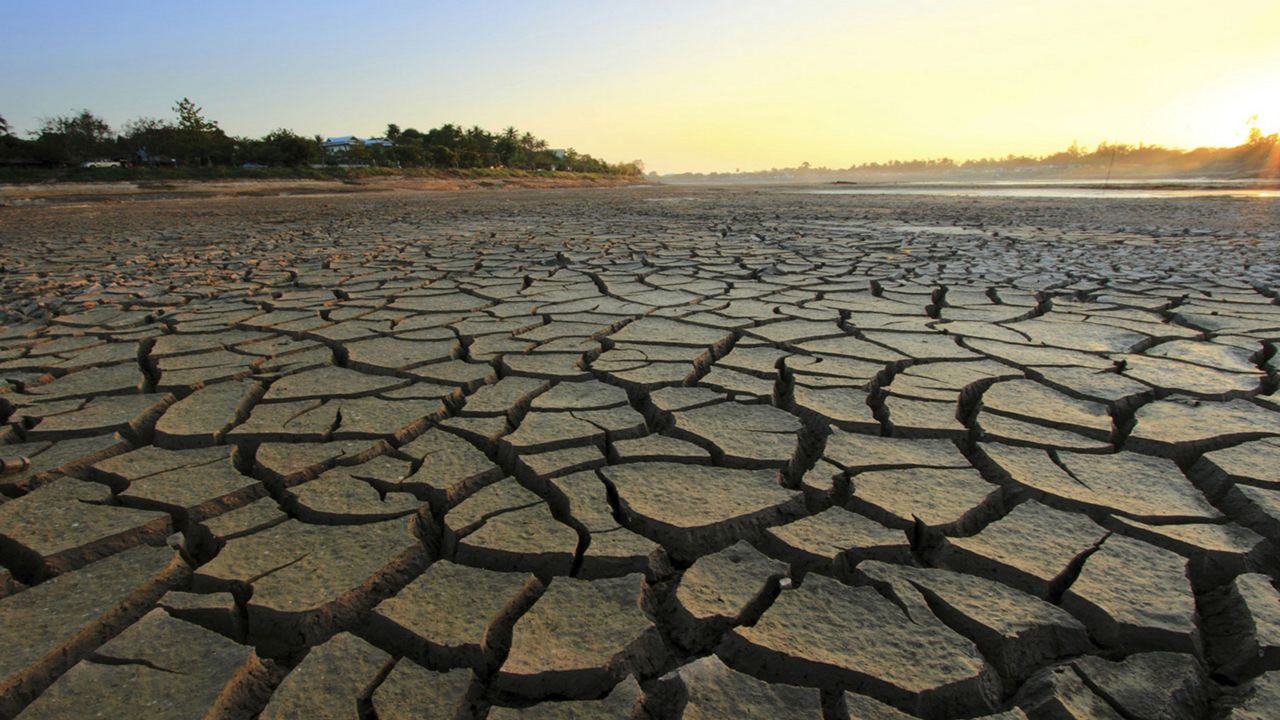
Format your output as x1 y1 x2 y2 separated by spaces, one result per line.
0 104 642 176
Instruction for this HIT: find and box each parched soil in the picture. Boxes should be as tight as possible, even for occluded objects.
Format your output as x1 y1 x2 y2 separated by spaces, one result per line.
0 186 1278 719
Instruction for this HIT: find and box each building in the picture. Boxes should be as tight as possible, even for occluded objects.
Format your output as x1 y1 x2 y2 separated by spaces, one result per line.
322 136 394 154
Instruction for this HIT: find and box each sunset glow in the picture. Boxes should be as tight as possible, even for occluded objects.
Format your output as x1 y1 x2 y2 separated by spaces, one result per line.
3 0 1278 173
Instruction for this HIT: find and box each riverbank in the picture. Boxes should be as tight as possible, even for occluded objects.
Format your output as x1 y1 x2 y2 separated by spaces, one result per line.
0 168 645 206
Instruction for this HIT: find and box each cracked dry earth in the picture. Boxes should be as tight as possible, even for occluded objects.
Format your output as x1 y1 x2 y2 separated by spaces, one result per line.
1 187 1279 720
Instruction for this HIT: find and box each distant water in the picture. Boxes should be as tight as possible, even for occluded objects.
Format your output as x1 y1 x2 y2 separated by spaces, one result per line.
796 180 1280 200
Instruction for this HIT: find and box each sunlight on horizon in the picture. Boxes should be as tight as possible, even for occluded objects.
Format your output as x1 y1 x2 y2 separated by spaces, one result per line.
2 0 1278 173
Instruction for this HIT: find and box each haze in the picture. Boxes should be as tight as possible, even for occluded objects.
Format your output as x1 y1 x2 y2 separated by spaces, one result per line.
3 0 1277 174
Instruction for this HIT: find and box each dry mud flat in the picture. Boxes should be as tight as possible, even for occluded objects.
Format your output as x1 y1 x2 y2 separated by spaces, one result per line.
0 186 1279 718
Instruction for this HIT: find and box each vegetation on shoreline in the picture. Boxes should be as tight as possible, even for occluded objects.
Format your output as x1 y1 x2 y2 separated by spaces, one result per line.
0 100 644 179
663 130 1280 183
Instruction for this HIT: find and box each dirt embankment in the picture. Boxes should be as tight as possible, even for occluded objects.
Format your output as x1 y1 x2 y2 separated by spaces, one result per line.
0 173 648 206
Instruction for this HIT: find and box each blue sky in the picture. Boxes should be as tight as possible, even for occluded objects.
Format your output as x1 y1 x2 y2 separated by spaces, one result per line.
4 1 1278 172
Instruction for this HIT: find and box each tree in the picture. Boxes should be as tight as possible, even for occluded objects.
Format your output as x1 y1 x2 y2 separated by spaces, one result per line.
33 110 114 164
385 123 401 141
261 129 318 166
0 115 10 137
170 98 228 165
174 97 218 132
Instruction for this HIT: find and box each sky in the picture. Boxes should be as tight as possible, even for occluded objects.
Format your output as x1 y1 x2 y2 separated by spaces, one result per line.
3 0 1279 173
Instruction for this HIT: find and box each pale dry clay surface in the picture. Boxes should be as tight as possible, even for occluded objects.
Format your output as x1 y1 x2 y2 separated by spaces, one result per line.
0 186 1279 719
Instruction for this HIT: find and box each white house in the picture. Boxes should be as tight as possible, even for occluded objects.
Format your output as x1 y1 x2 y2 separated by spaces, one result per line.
323 136 394 154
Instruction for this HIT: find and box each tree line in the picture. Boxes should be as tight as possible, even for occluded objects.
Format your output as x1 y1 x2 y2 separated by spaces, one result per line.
0 100 643 175
663 130 1280 183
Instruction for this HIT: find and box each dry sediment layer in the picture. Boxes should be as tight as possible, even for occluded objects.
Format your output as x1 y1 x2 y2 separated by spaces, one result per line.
1 187 1279 718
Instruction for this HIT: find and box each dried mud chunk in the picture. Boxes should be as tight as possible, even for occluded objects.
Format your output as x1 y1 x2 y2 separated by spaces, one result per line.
1105 515 1273 586
1202 573 1280 681
823 430 968 471
937 500 1108 598
370 659 475 720
848 466 1003 536
980 379 1113 440
547 471 668 579
284 468 421 524
152 379 259 448
344 335 458 373
366 560 540 670
1015 664 1125 720
719 573 999 719
669 401 802 469
530 379 630 411
259 632 391 720
393 428 503 507
1127 396 1280 459
15 609 267 720
443 478 579 576
1061 533 1200 654
0 476 171 581
25 392 173 441
762 507 912 575
0 546 187 718
1225 670 1280 719
462 376 552 417
675 655 823 719
1193 437 1280 495
92 445 263 521
252 439 382 487
0 433 131 494
609 434 711 463
262 365 408 401
489 675 644 718
1218 483 1280 541
884 396 967 438
200 496 288 542
609 317 732 347
1071 652 1209 720
495 573 666 699
790 385 881 432
855 561 1091 683
672 540 787 651
601 463 805 563
979 443 1221 522
192 517 427 647
22 363 144 400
